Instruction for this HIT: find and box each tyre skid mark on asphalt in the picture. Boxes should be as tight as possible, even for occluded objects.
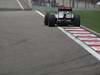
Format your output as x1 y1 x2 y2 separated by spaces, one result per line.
35 10 100 61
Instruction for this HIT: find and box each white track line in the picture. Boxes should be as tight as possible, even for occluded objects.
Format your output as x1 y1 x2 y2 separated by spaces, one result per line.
35 10 100 61
35 10 45 17
17 0 24 10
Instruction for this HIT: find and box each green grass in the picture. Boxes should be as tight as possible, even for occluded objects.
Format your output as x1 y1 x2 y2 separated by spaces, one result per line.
74 10 100 33
32 5 100 33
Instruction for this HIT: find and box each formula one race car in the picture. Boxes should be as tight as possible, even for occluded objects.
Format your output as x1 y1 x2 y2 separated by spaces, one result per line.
44 6 80 27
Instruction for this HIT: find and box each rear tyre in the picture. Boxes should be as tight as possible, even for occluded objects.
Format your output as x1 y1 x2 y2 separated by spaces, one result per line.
48 15 56 27
73 15 80 26
44 13 49 25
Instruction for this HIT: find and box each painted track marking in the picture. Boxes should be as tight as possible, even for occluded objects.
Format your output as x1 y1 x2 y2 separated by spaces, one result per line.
73 34 96 37
85 42 100 46
16 0 24 10
69 31 90 34
78 38 100 41
35 10 100 61
91 46 100 52
65 28 85 31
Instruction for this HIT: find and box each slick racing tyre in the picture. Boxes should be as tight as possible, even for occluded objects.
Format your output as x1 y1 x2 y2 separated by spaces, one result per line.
73 15 80 26
44 13 49 25
48 15 56 27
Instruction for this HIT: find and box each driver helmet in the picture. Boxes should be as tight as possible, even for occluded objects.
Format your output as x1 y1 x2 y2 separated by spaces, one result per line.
66 11 70 14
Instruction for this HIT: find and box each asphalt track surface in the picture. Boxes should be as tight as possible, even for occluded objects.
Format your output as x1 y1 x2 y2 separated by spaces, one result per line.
0 0 100 75
0 0 21 10
0 0 31 10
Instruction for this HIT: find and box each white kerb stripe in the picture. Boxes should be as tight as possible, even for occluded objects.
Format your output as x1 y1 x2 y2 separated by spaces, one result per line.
69 31 90 34
58 27 100 61
79 38 100 41
16 0 24 10
73 34 96 37
65 29 85 31
91 46 100 51
65 27 81 29
35 10 100 61
85 42 100 45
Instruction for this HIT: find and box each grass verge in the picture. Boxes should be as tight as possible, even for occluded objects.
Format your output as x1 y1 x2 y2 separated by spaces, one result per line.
33 5 100 33
74 10 100 33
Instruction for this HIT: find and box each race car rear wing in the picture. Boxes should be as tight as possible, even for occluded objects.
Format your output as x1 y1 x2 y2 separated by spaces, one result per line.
58 7 72 11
